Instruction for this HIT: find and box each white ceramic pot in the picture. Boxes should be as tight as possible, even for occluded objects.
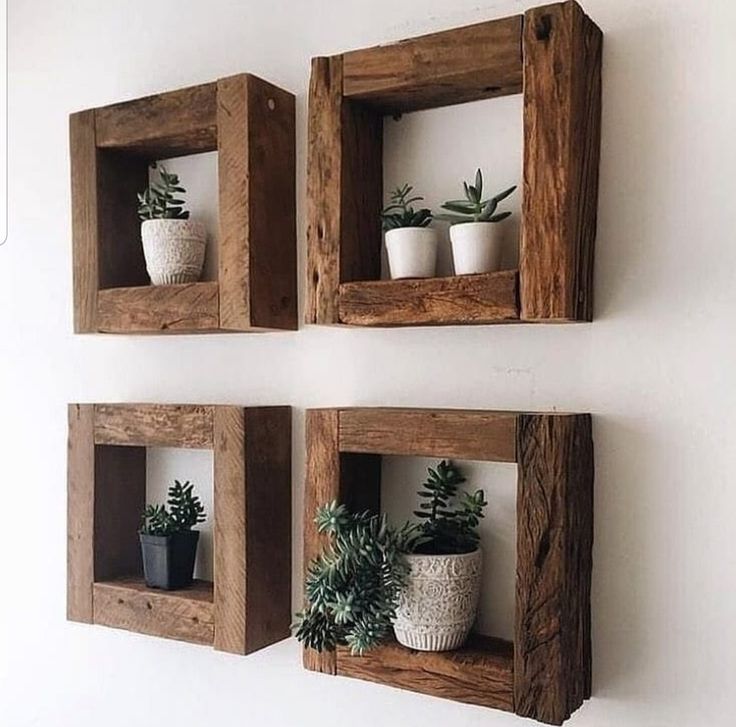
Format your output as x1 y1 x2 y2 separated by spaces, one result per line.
385 227 438 279
449 221 502 275
394 549 482 651
141 219 206 285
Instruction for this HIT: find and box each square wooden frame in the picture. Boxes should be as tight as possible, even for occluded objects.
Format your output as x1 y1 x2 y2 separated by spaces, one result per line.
306 0 602 327
303 407 593 725
67 403 292 655
71 74 296 334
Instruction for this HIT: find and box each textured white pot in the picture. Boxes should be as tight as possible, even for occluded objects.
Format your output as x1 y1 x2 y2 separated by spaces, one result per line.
141 219 206 285
385 227 438 279
449 221 502 275
394 549 482 651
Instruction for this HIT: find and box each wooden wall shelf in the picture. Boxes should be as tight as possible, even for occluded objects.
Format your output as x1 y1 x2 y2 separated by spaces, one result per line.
67 403 292 654
303 407 594 725
70 74 297 334
306 0 602 327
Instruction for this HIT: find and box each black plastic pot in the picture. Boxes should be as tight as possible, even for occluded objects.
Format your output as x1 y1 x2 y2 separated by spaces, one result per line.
140 530 200 590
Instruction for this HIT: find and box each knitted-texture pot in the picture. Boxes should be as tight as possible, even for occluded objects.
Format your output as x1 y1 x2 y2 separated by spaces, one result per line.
141 219 206 285
394 549 482 651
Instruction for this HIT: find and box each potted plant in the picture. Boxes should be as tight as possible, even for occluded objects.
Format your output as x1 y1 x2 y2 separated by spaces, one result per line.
380 184 437 279
139 480 206 590
439 169 516 275
394 460 487 652
137 164 206 285
294 503 415 654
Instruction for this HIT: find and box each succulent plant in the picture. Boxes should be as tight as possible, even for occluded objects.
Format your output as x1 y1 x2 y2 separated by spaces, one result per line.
137 164 191 221
438 168 516 224
380 184 432 231
140 480 206 536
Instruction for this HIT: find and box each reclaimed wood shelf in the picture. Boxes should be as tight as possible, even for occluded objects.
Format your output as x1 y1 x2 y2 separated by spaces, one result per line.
68 403 292 654
306 0 602 327
303 407 594 725
70 74 297 334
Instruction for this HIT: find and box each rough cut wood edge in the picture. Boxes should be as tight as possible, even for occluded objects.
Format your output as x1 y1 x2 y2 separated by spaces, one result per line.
338 270 519 326
93 578 214 646
94 404 214 449
520 1 602 321
94 82 218 157
96 282 220 333
213 406 247 653
70 112 98 333
336 636 514 711
302 409 340 674
342 15 523 113
338 408 518 462
67 404 95 622
515 413 593 725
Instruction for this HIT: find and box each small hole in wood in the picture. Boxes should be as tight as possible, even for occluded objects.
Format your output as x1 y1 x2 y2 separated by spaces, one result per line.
535 14 552 41
117 598 124 605
192 616 199 624
267 98 276 111
146 601 153 610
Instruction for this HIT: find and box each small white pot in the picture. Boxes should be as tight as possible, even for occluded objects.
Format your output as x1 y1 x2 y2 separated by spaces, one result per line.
449 221 502 275
385 227 438 279
141 219 206 285
394 549 482 652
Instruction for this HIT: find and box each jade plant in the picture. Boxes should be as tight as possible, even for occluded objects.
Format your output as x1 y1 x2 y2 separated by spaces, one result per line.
137 164 190 221
140 480 206 536
380 184 433 231
438 168 516 224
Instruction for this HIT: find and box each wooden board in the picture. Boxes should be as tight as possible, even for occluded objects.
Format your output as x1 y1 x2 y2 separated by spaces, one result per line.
96 282 220 333
93 577 214 645
338 408 517 462
339 271 519 326
94 404 214 449
336 636 514 711
520 1 602 321
342 15 523 113
515 413 593 725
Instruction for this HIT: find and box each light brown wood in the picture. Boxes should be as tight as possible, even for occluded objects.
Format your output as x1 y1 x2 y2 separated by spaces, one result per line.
338 408 517 462
520 1 602 321
96 282 220 333
515 413 593 725
336 636 514 711
93 577 214 645
67 404 95 622
339 271 519 326
94 404 214 449
69 112 98 333
94 82 218 157
342 15 523 113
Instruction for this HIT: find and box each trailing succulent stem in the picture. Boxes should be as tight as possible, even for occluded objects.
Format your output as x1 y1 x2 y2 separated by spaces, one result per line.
380 184 432 231
438 168 515 224
137 164 191 221
140 480 206 536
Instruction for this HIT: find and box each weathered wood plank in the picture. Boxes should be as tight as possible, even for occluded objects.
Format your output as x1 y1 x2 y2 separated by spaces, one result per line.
94 404 214 449
96 282 220 333
515 413 593 725
336 636 514 711
338 408 518 462
520 1 602 321
339 270 519 326
342 15 523 113
93 577 214 645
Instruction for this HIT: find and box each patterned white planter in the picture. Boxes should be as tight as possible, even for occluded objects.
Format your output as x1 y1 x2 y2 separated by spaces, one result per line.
394 549 482 651
141 219 206 285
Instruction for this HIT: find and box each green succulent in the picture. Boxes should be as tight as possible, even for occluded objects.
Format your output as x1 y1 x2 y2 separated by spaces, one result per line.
140 480 206 536
438 168 516 224
137 164 190 221
380 184 432 231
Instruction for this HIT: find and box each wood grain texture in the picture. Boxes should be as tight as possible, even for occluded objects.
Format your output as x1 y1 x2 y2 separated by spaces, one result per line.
515 413 593 725
520 1 602 321
94 404 214 449
96 282 220 333
94 82 218 158
336 636 514 711
69 112 98 333
339 270 519 326
342 15 523 113
67 404 95 622
338 408 517 462
213 406 247 653
93 577 214 645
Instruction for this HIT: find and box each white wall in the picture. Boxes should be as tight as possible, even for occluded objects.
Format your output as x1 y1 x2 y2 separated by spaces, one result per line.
2 0 735 725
